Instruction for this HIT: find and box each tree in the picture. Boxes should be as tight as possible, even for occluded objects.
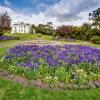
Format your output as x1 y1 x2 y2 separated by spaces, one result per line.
56 25 73 38
82 23 91 30
0 11 11 36
89 8 100 29
72 26 83 40
35 24 46 34
35 24 54 35
81 23 91 40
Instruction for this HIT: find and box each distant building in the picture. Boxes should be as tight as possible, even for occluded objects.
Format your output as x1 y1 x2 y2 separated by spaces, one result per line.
12 22 31 33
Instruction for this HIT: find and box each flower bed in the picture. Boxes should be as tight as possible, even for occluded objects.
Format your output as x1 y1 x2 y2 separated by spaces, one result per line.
0 36 20 41
0 45 100 89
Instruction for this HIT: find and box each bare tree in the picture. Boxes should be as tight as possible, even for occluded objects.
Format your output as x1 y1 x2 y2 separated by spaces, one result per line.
0 11 11 36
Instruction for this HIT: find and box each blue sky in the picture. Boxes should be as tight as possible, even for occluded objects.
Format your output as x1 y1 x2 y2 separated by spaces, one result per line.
0 0 100 26
0 0 60 13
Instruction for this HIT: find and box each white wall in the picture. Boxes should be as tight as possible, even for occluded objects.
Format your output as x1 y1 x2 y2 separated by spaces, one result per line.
12 23 30 33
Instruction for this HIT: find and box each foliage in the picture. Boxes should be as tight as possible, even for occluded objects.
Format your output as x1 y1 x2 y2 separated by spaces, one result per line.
56 25 73 38
71 26 86 40
89 8 100 29
89 28 100 38
71 23 92 40
90 35 100 44
0 60 100 89
55 23 91 41
35 24 54 35
54 22 99 42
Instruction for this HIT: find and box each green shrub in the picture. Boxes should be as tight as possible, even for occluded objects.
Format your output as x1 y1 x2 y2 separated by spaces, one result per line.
56 25 73 38
90 36 100 44
55 67 67 82
87 29 100 39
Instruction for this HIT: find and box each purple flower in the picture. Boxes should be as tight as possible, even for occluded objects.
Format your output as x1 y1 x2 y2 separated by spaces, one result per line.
4 45 100 69
0 36 20 41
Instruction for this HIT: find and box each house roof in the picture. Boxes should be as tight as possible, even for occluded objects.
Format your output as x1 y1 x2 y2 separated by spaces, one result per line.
13 22 30 26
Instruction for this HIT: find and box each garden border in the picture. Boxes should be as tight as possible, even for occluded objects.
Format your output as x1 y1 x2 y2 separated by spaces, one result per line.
0 69 100 90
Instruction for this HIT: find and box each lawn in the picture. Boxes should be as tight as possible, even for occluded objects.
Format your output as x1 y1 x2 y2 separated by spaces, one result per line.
0 77 100 100
0 33 100 100
5 33 53 41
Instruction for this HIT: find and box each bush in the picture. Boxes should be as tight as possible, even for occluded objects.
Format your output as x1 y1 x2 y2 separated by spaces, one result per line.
72 26 88 40
90 36 100 44
56 25 73 38
0 29 4 36
35 24 54 35
87 29 100 39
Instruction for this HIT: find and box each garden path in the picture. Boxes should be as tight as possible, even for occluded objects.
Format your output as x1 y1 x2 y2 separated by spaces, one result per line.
19 39 62 46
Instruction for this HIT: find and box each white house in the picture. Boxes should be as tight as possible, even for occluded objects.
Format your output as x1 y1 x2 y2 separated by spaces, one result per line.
12 22 31 33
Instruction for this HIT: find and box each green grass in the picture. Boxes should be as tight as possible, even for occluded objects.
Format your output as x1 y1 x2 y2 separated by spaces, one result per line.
0 77 100 100
60 39 100 48
5 33 53 41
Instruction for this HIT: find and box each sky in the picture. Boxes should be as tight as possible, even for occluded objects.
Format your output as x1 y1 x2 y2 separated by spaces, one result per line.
0 0 100 26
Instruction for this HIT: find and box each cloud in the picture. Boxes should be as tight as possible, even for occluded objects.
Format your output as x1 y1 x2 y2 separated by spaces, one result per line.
0 0 100 27
0 5 92 27
0 5 48 26
45 0 100 22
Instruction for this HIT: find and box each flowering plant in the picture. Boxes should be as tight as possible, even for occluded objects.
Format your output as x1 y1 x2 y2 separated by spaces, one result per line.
0 36 20 41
